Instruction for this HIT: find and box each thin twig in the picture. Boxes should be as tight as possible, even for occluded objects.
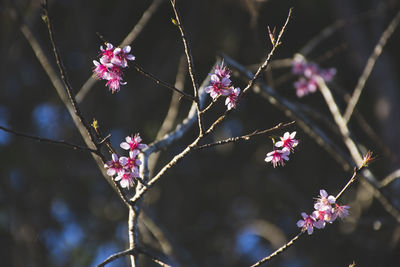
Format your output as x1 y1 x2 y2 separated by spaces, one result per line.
75 0 164 103
96 247 172 267
195 121 295 150
132 62 195 101
343 9 400 123
0 125 98 153
42 1 97 147
250 231 304 267
243 8 292 96
169 0 203 133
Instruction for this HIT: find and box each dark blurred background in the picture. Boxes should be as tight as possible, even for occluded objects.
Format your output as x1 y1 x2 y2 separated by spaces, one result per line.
1 0 400 266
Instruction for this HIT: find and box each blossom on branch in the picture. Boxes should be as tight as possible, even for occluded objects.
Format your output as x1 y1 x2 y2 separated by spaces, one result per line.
120 134 147 153
104 134 147 189
265 149 290 168
297 189 349 235
205 63 241 110
92 43 135 93
265 131 299 168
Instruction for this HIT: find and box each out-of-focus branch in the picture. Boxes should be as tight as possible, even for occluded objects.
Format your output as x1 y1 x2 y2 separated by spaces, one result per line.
149 56 187 176
379 169 400 188
75 0 165 103
343 9 400 123
0 125 98 153
195 121 295 150
170 0 203 133
300 4 386 56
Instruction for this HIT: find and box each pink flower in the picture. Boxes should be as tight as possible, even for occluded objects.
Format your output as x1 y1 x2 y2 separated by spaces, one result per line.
314 189 336 211
292 56 336 98
205 63 241 109
93 43 135 93
214 63 231 78
296 212 325 235
99 43 115 65
292 58 307 75
111 46 135 68
332 204 350 219
225 87 241 110
265 149 290 168
275 131 298 152
115 169 136 189
294 78 317 98
120 134 147 152
93 60 110 80
104 153 123 176
119 150 142 173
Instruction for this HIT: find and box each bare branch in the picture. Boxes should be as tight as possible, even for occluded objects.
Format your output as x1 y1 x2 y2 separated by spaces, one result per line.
195 121 295 150
250 231 304 267
132 62 195 101
96 246 172 267
0 125 98 154
169 0 203 133
343 9 400 123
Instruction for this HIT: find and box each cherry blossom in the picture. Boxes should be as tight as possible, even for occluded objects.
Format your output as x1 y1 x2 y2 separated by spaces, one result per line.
115 170 136 189
296 212 325 235
120 134 147 152
92 43 135 93
332 204 350 220
292 55 336 98
225 87 241 110
314 189 336 211
119 150 142 173
297 189 350 234
265 149 290 168
205 63 241 110
275 131 298 152
104 153 123 176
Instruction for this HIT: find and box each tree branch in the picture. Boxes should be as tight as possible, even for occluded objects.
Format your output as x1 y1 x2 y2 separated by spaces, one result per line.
0 125 98 153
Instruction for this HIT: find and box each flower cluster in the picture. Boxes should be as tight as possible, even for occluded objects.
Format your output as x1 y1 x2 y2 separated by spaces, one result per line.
292 55 336 98
104 134 147 189
93 43 135 93
205 63 241 110
265 131 298 167
297 189 350 235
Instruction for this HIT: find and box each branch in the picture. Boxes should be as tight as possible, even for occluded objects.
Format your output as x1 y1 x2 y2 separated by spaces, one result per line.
96 247 172 267
195 121 295 150
250 231 303 267
75 0 164 103
169 0 203 133
0 125 98 153
132 62 195 101
41 1 97 147
343 9 400 123
379 169 400 188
